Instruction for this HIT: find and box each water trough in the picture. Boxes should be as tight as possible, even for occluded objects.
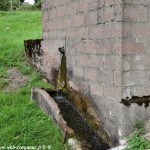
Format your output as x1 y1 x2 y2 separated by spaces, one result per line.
32 87 110 150
25 40 112 149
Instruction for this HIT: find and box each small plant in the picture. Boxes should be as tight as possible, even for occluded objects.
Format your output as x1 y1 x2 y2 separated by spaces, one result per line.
124 120 150 150
0 80 8 90
125 132 150 150
135 120 144 130
19 63 33 75
0 67 8 78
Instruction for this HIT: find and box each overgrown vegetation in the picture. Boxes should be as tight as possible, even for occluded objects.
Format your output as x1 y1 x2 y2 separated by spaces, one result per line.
0 11 65 149
34 0 41 9
0 0 10 11
0 0 41 11
125 121 150 150
17 0 41 11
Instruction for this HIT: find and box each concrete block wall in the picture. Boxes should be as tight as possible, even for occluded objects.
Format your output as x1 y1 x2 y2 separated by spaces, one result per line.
121 0 150 137
40 0 150 143
122 0 150 99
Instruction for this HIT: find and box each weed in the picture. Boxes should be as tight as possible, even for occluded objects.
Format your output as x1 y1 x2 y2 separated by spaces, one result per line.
135 120 144 130
19 63 33 75
0 79 8 89
125 132 150 150
124 121 150 150
0 67 8 78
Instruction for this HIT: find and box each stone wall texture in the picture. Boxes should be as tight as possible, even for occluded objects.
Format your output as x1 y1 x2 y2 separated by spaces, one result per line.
40 0 150 143
121 0 150 141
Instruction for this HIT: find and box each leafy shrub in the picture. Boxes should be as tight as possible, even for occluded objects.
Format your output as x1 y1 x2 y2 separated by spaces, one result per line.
34 0 41 9
125 121 150 150
125 132 150 150
17 4 35 11
0 0 10 11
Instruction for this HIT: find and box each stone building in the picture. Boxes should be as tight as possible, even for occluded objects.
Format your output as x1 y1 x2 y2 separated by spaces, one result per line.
29 0 150 143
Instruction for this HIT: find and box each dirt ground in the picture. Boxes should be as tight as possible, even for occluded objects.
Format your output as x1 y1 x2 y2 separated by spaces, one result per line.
3 68 29 92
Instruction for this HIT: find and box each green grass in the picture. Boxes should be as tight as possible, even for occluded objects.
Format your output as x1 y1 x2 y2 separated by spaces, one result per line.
125 121 150 150
0 11 41 67
0 79 8 90
125 133 150 150
0 92 63 149
0 11 65 149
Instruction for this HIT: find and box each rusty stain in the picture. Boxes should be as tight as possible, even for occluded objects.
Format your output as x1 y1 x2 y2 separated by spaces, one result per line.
51 68 59 88
57 46 67 92
121 95 150 108
24 39 43 62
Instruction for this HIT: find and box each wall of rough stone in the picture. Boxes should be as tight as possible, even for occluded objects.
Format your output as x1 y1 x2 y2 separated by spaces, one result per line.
121 0 150 137
122 0 150 99
41 0 123 143
40 0 150 143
